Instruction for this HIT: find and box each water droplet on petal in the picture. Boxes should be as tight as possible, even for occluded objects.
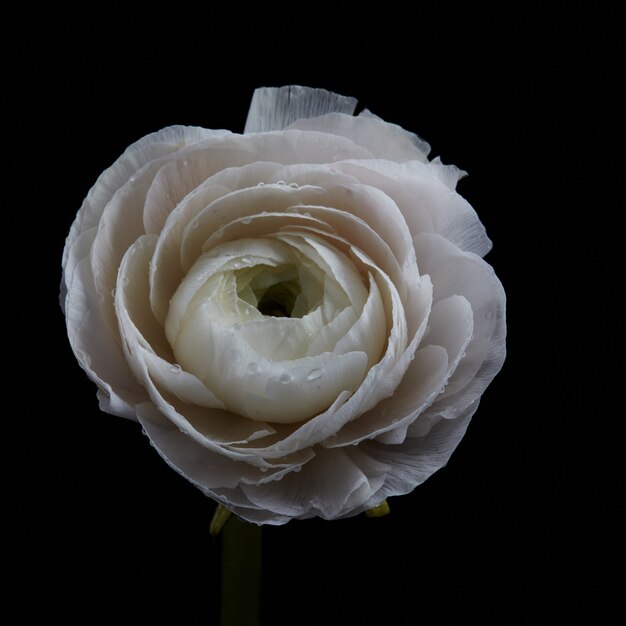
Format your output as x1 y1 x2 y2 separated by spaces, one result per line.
246 362 259 374
182 158 190 167
279 373 291 384
228 349 242 364
259 466 268 473
276 180 286 186
110 287 117 298
257 182 265 187
190 220 200 230
169 364 182 374
122 276 129 286
241 216 252 224
288 182 299 189
306 368 323 381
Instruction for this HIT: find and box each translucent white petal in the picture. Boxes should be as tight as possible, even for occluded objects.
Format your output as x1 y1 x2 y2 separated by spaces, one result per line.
233 249 409 454
200 211 336 255
273 233 369 309
116 236 280 451
239 447 379 520
268 162 360 187
172 294 370 423
287 112 431 162
63 125 217 269
136 403 302 490
65 256 146 420
149 185 231 324
414 233 506 401
334 159 492 257
244 85 358 133
359 399 479 499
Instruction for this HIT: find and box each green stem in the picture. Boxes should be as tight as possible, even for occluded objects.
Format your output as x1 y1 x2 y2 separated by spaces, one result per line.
220 516 262 626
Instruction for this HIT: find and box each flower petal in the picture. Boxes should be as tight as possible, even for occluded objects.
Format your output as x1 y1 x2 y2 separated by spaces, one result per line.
335 159 492 257
244 85 358 133
65 256 147 419
287 111 430 163
360 398 480 500
414 233 506 403
63 125 216 269
239 446 382 520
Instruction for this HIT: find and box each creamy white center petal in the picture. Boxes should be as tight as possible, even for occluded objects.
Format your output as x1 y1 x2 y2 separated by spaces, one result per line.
164 236 385 423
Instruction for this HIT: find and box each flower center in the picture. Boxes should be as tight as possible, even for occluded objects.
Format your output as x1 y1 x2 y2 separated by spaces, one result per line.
255 280 301 317
234 260 323 320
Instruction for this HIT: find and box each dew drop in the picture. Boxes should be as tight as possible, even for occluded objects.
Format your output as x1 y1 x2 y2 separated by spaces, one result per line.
288 182 299 189
122 276 129 286
241 216 252 224
129 175 137 182
246 362 259 374
110 287 117 298
257 182 265 187
276 180 286 186
259 466 268 473
169 364 182 374
228 349 242 364
279 373 291 384
182 158 190 167
190 220 200 230
306 368 323 382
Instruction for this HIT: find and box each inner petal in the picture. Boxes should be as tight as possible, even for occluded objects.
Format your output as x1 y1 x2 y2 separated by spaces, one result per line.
164 234 381 423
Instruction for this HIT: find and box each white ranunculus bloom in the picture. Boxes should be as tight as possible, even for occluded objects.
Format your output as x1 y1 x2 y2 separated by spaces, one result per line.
61 86 506 525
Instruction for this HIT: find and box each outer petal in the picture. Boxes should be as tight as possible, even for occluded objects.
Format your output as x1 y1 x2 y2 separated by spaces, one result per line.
239 446 388 521
287 111 431 163
62 125 217 273
244 85 358 133
334 159 492 257
360 398 480 502
414 232 506 405
65 256 147 420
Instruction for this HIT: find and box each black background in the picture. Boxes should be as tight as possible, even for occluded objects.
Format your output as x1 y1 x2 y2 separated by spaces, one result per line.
9 3 616 624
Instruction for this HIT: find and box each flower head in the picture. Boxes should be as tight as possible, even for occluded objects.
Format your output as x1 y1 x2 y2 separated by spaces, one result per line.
61 86 506 524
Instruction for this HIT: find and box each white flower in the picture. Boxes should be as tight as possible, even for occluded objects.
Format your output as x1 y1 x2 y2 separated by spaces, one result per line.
61 86 506 525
